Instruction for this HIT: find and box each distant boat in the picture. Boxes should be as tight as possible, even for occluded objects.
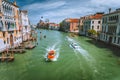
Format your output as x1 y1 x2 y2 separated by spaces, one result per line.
46 50 56 61
70 43 79 49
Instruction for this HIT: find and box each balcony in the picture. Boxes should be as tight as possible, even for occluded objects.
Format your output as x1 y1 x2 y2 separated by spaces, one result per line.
107 20 118 23
8 28 15 31
106 32 116 35
1 27 8 31
8 26 17 31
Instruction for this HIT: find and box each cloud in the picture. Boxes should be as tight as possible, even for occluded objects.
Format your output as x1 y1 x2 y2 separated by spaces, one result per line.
22 1 66 11
21 0 120 24
90 0 120 8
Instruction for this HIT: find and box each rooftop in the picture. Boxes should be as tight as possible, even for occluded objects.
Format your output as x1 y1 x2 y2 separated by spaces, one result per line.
104 8 120 16
68 18 79 23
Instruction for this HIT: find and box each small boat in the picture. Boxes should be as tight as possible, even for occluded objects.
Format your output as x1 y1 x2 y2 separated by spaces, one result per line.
70 43 79 49
46 50 56 61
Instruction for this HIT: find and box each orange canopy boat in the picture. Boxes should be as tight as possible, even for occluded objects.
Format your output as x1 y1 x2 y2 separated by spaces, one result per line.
47 50 56 61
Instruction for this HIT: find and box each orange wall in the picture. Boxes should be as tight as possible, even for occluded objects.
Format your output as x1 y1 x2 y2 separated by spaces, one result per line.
70 23 79 32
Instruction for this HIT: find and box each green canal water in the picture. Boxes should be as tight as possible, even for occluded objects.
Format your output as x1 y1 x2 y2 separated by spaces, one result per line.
0 30 120 80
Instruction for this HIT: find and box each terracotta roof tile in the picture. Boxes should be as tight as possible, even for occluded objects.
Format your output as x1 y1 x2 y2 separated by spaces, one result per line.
69 19 79 23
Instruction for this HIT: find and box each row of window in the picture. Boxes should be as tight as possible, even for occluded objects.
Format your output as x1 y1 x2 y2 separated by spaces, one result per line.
84 21 101 24
2 1 14 16
92 21 101 24
103 15 119 23
102 17 107 23
108 26 117 35
113 37 120 44
5 16 14 20
92 25 100 29
102 26 106 33
109 15 119 21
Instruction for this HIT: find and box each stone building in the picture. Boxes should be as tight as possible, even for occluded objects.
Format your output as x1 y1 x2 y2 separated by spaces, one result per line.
20 10 31 41
83 13 103 36
0 0 21 48
100 8 120 47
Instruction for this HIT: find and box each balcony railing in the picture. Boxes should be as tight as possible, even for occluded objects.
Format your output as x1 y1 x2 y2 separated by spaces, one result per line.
107 20 118 23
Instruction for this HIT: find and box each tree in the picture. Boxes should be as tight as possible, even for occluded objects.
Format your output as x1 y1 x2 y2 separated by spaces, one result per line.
88 29 97 37
59 22 64 31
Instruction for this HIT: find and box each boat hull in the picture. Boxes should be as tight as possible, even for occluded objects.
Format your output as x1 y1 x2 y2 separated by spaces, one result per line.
46 50 56 62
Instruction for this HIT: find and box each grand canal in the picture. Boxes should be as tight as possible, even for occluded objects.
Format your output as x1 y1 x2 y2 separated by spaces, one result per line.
0 30 120 80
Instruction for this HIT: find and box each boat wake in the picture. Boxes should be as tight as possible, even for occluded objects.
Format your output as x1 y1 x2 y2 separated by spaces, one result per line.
66 36 98 73
44 42 60 61
66 36 91 60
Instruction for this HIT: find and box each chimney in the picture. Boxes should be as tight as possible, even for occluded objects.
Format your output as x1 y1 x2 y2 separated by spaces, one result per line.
109 8 111 13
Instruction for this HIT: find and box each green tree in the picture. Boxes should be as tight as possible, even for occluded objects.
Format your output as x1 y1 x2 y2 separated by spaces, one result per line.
88 29 97 37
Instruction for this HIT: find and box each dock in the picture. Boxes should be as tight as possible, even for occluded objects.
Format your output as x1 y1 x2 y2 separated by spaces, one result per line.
0 52 14 62
8 49 26 54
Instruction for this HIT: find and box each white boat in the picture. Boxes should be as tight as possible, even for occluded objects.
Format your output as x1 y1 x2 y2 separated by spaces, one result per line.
70 43 79 49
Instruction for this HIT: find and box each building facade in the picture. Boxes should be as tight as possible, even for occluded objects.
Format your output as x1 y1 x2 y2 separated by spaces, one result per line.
100 9 120 47
60 18 79 33
79 17 86 35
20 10 31 41
0 0 22 49
69 18 79 33
49 23 59 30
83 13 103 36
59 18 70 32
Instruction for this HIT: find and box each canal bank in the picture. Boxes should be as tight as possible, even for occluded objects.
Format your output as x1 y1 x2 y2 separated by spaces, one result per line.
0 30 120 80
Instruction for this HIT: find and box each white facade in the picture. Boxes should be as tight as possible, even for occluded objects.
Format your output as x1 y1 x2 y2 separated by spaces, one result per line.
0 0 23 50
83 19 102 36
20 10 31 41
1 0 16 31
100 9 120 47
90 19 102 32
21 11 29 26
0 0 18 49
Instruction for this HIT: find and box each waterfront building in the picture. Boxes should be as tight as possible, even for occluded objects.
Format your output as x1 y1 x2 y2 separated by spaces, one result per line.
20 10 31 41
0 0 21 49
59 18 70 32
83 13 103 36
79 16 90 35
69 18 79 33
60 18 79 33
100 8 120 47
49 23 60 30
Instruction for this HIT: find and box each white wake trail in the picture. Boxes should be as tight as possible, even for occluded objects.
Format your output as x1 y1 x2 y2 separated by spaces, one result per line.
66 36 98 74
44 42 60 61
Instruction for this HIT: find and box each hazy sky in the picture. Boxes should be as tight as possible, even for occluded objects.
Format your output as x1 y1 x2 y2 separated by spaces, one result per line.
14 0 120 24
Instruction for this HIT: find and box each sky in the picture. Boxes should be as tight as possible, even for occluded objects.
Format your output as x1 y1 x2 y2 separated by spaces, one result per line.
12 0 120 24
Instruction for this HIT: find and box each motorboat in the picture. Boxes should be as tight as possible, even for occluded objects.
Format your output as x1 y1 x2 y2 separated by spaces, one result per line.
46 50 56 61
70 43 79 49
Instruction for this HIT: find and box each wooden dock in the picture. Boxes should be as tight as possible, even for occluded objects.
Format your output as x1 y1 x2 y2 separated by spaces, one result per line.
8 49 26 54
0 52 14 62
